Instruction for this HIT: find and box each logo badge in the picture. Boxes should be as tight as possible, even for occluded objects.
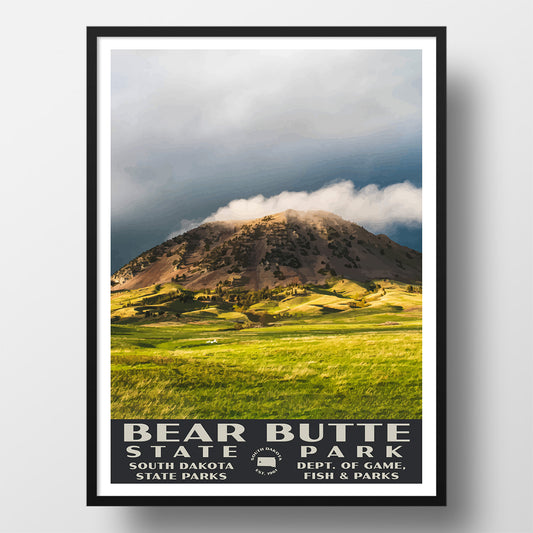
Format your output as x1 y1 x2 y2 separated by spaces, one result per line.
251 447 282 476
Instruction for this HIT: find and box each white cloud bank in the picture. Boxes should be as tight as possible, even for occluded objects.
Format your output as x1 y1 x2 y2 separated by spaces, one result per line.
202 180 421 232
168 180 421 239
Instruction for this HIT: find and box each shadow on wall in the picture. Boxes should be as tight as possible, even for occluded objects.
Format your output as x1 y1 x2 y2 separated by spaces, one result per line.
115 73 485 532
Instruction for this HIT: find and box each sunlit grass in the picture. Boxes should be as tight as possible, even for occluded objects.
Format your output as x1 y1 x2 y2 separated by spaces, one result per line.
110 279 422 419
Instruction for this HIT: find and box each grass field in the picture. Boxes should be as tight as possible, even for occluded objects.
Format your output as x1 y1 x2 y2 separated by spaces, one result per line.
110 279 422 419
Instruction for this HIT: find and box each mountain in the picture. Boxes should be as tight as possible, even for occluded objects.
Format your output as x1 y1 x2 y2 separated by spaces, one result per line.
111 210 421 291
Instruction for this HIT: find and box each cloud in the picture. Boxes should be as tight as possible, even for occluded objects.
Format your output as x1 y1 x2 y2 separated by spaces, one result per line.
111 50 421 219
112 50 421 151
170 180 420 235
167 218 204 240
112 50 422 270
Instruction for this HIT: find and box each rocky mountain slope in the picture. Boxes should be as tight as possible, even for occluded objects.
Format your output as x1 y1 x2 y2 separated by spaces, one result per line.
111 210 421 291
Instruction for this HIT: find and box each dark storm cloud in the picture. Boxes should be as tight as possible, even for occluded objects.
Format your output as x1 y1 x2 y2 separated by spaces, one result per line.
111 49 421 272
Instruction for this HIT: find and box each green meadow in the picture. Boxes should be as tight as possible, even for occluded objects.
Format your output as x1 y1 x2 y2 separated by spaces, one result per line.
111 279 422 419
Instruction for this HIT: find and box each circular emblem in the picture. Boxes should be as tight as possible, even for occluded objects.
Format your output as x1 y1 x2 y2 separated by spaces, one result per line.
250 447 283 476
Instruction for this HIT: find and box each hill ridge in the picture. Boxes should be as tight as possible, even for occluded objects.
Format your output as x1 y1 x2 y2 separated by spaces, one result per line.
111 210 421 291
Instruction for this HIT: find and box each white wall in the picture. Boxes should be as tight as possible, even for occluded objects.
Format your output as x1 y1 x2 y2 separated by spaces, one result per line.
1 1 532 532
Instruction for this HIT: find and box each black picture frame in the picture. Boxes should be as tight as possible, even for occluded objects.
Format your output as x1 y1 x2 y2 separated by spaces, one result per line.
87 26 446 506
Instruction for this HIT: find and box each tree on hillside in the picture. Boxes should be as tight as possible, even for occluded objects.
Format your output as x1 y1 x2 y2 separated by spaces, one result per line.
259 313 273 327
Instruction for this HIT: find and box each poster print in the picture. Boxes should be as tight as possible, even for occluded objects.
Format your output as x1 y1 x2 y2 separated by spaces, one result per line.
87 27 446 505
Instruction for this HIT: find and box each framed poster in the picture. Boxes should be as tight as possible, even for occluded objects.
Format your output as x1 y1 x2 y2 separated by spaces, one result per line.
87 26 446 506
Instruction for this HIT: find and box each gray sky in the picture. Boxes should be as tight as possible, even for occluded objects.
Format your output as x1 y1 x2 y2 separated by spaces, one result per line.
111 49 422 272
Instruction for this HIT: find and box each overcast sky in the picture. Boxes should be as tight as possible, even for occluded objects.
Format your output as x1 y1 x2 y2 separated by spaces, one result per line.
111 49 422 272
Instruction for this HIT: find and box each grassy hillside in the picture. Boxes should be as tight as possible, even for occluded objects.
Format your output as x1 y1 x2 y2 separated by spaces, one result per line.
110 278 422 419
111 210 422 292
